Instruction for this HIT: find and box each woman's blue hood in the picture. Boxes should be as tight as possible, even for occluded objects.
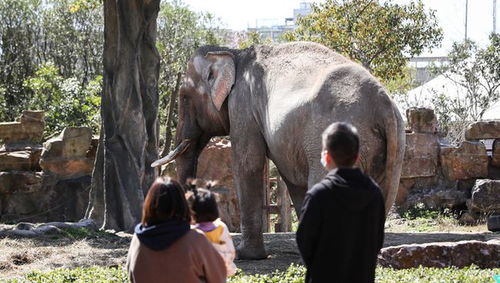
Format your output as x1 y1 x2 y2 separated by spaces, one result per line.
134 220 190 251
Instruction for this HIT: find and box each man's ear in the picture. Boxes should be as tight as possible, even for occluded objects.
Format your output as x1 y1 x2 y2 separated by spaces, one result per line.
325 151 333 165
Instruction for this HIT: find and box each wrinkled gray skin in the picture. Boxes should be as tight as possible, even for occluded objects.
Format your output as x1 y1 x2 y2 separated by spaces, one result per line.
154 42 405 259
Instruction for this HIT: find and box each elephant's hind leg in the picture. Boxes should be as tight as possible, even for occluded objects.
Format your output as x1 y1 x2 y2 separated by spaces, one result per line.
281 178 307 218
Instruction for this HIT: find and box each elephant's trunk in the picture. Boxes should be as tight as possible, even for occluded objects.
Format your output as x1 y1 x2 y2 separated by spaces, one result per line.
175 148 198 186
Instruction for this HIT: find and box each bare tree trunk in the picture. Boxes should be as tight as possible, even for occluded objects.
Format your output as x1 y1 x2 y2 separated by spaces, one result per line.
86 0 161 231
160 72 182 157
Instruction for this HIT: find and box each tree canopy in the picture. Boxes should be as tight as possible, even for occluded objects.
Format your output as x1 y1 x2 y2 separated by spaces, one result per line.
431 34 500 142
284 0 443 84
0 0 226 138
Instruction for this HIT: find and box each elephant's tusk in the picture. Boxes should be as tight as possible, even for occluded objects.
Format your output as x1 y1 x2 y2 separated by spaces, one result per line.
151 139 191 167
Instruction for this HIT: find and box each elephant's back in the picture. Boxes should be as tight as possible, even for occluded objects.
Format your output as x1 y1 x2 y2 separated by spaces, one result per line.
254 42 349 71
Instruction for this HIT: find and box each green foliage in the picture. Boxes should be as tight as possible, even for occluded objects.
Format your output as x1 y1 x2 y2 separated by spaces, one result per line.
396 204 462 232
0 0 103 133
238 32 272 49
0 0 42 120
23 63 101 136
7 264 500 283
401 203 447 220
156 0 227 149
385 65 417 99
427 34 500 143
283 0 443 83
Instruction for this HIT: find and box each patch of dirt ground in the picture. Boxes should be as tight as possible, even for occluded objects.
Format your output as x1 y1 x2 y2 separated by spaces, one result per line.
0 227 498 280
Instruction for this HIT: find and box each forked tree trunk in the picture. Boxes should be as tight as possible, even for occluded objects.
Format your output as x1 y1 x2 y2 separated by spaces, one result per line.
86 0 161 231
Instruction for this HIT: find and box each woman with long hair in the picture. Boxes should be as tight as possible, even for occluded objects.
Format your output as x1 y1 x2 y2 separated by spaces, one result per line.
126 177 226 283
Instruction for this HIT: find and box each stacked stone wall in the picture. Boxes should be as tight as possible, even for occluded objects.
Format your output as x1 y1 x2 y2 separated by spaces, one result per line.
398 108 500 230
0 111 96 223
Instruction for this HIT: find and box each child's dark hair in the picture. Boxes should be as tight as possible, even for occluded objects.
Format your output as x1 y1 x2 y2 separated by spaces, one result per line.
189 187 219 223
322 122 360 167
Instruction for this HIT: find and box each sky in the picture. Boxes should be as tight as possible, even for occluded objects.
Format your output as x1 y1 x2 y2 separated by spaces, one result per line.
182 0 499 56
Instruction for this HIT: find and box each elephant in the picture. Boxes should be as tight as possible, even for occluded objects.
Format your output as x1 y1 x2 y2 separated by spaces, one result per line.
152 42 405 259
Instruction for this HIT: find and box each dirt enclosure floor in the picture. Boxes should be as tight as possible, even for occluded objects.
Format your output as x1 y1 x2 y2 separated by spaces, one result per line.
0 229 498 279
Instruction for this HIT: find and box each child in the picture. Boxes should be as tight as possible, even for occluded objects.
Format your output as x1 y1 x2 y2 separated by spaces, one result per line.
296 122 385 283
187 186 237 277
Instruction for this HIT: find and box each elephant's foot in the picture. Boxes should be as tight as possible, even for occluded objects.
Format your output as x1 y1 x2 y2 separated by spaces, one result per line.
236 241 268 260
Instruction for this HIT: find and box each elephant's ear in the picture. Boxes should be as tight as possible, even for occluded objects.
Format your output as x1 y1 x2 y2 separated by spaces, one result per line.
205 51 235 111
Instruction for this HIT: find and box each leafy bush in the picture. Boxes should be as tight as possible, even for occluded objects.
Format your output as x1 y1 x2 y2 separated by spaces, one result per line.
6 264 500 283
23 63 101 137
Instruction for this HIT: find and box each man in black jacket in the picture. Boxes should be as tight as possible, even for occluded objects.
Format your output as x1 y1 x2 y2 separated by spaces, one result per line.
296 122 385 283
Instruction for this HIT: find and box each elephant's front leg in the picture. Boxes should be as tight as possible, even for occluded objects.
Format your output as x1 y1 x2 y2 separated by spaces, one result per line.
231 134 268 259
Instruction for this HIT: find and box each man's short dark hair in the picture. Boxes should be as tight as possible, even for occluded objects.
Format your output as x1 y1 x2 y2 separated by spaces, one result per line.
190 188 219 223
322 122 360 167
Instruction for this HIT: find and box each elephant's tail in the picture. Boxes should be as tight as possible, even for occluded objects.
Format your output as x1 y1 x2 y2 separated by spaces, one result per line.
381 101 405 214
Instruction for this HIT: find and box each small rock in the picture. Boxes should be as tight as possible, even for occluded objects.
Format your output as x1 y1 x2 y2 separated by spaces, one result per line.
76 219 98 231
458 212 477 226
470 179 500 213
492 139 500 167
465 120 500 140
8 229 38 237
34 225 62 235
15 223 34 231
487 215 500 232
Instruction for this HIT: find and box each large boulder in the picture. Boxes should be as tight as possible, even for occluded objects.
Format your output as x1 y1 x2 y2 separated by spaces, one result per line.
0 173 90 223
0 171 43 194
401 133 439 178
0 111 44 144
440 141 488 180
47 176 91 221
469 179 500 213
492 139 500 167
379 240 500 269
406 107 438 134
465 120 500 140
197 138 240 232
39 127 94 179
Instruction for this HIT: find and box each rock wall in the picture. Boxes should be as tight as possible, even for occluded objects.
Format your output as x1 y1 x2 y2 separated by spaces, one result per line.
0 112 96 223
397 108 500 227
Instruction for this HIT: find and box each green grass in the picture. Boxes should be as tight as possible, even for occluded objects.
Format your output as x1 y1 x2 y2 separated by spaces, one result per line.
386 204 487 233
57 227 114 240
5 266 127 283
4 264 499 283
